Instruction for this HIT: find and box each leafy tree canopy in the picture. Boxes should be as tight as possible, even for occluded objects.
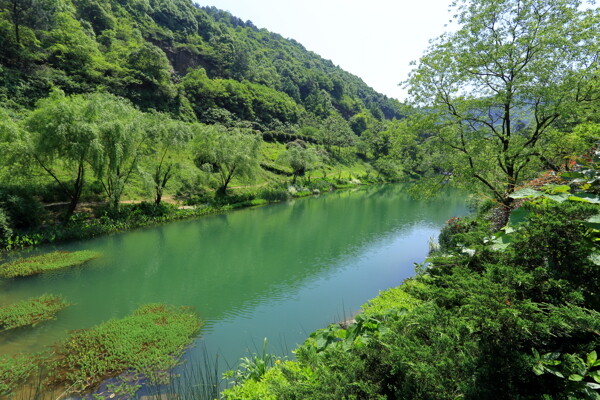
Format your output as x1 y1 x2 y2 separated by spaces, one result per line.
407 0 599 205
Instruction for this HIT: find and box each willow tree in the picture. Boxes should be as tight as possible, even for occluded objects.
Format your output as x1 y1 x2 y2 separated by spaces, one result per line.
25 90 103 221
407 0 599 206
193 125 261 196
141 113 192 205
279 141 321 184
90 94 146 210
26 91 146 217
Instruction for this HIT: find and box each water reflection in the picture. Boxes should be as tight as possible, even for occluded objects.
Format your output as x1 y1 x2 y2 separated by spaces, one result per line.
0 185 468 367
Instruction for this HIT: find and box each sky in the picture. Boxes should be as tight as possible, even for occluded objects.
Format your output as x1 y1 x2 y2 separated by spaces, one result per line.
196 0 456 101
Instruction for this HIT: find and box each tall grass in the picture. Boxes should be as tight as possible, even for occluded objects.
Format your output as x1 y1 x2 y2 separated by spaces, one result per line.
143 346 222 400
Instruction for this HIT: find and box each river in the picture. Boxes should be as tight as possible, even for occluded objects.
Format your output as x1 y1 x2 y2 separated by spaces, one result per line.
0 185 468 395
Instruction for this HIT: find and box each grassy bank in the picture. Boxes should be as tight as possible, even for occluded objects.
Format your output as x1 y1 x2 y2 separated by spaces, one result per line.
1 176 376 254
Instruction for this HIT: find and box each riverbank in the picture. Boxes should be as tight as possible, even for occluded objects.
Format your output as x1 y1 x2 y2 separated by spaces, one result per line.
221 194 600 399
0 185 465 399
0 178 375 256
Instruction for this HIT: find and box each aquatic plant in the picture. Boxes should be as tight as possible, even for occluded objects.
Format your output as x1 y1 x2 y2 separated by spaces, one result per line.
224 339 278 384
0 250 100 278
0 294 69 332
48 304 201 394
0 355 37 397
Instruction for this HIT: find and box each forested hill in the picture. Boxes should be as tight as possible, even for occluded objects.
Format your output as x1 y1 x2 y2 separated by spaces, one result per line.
0 0 402 130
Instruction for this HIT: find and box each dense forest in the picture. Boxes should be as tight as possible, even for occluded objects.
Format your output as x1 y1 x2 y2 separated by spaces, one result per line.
0 0 599 398
0 0 402 122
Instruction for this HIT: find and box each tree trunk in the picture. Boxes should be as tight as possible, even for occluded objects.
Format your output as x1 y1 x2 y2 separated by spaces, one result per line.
12 0 20 44
63 162 85 223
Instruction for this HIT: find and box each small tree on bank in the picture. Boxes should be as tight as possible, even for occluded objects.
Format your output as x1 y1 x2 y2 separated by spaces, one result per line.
140 113 192 205
280 140 321 184
193 125 261 196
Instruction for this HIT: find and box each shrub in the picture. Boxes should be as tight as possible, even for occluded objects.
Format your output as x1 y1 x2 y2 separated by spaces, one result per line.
0 188 47 229
504 201 598 307
130 202 177 218
257 187 289 202
305 179 333 192
0 207 12 247
212 191 257 206
437 216 483 252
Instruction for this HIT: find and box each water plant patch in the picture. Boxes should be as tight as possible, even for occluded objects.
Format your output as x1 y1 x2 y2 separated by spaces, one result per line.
0 294 70 332
0 250 101 278
0 354 37 396
48 304 201 394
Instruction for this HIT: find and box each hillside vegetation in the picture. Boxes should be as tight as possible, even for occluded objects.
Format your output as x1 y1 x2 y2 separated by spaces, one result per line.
0 0 413 249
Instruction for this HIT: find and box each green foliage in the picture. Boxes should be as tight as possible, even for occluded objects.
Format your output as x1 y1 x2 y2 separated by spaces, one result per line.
0 354 37 396
0 187 47 229
25 89 104 220
407 0 599 204
437 216 485 252
140 113 192 205
0 250 100 278
193 125 262 195
0 294 69 331
279 142 321 184
0 206 11 247
505 201 599 306
43 11 105 88
182 68 302 125
533 349 600 399
257 187 290 202
125 41 176 109
562 148 600 194
319 113 356 158
361 282 423 318
225 339 277 384
48 304 201 392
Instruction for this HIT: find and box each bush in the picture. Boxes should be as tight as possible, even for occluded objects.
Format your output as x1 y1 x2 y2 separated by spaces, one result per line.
257 187 290 202
212 191 257 206
0 188 46 229
505 201 598 307
437 216 480 251
0 207 12 247
130 202 177 218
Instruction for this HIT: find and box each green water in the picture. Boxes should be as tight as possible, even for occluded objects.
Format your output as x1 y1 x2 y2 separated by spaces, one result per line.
0 185 468 374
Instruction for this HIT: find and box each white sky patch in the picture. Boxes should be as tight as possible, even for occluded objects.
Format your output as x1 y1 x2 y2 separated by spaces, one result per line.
196 0 456 101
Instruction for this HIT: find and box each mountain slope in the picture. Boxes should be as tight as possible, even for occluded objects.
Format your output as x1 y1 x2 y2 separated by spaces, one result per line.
0 0 403 131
